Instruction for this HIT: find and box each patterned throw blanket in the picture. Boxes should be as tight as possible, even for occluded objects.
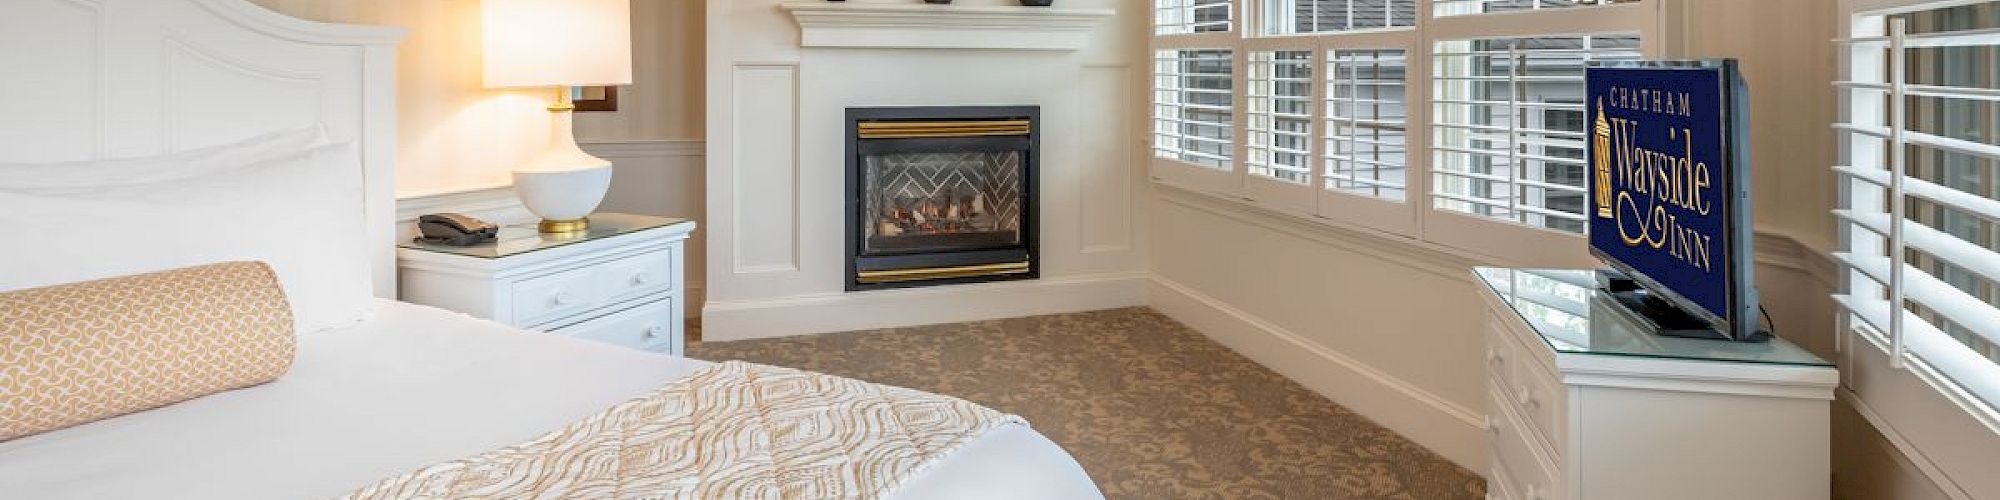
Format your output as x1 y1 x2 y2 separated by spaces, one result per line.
342 361 1024 500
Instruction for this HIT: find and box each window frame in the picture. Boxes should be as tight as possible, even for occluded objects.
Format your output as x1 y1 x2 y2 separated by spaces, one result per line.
1323 46 1419 232
1150 0 1664 265
1155 30 1247 195
1833 1 2000 496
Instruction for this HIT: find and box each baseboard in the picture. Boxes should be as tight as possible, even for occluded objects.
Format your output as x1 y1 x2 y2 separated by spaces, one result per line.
1147 275 1488 472
700 273 1150 341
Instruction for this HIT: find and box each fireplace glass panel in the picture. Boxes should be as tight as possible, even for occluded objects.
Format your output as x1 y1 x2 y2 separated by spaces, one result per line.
862 151 1024 255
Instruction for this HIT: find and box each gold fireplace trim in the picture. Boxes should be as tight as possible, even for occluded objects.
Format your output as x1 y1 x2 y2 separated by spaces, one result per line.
855 261 1031 284
857 120 1032 139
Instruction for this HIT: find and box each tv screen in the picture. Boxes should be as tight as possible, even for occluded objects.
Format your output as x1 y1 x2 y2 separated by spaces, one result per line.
1585 59 1760 340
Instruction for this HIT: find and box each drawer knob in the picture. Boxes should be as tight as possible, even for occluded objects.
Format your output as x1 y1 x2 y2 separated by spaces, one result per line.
1485 416 1502 435
1488 349 1505 365
1519 388 1540 409
553 292 575 305
644 325 665 339
633 272 653 285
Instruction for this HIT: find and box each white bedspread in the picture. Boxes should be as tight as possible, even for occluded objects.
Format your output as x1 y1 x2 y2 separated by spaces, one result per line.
0 300 1100 499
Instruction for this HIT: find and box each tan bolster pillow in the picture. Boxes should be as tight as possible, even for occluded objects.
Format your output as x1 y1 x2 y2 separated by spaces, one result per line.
1 261 295 441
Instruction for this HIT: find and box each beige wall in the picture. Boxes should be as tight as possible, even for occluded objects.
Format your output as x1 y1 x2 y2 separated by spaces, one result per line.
1670 0 1842 253
249 0 705 197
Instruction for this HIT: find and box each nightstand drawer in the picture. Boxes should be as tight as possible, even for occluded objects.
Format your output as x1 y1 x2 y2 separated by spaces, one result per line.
510 265 604 326
598 247 676 304
549 297 676 351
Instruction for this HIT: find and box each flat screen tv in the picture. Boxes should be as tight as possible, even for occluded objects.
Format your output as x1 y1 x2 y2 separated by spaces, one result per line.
1585 59 1763 341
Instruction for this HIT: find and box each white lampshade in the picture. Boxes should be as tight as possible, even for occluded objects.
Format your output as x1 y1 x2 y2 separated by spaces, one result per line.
482 0 633 89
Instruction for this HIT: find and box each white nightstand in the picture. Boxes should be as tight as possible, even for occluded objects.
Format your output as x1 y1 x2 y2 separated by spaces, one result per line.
397 213 697 355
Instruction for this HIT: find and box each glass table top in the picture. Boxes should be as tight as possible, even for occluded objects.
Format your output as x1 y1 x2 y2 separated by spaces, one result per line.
400 213 690 259
1474 267 1832 367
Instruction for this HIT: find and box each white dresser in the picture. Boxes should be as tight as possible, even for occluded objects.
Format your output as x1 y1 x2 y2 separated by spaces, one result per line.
398 213 696 355
1474 268 1838 500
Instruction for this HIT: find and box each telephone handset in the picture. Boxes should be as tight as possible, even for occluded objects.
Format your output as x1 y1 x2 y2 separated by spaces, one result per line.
417 213 498 246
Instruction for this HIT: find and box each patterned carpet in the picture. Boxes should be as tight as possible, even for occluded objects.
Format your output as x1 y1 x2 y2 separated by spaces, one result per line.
687 307 1485 499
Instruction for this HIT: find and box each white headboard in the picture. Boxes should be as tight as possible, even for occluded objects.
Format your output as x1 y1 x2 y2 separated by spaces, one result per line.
0 0 405 297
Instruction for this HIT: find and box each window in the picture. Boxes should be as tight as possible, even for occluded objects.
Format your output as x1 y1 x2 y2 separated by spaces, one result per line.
1837 2 2000 418
1159 0 1233 34
1325 49 1409 201
1264 0 1417 35
1430 35 1639 234
1151 0 1652 262
1432 0 1640 17
1154 49 1236 169
1249 51 1315 183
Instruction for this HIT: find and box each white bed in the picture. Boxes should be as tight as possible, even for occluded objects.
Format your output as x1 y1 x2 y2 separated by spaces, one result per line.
0 1 1100 498
0 300 1098 499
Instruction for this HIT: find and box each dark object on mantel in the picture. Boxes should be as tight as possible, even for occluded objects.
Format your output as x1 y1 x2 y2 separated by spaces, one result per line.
1021 0 1054 5
924 0 952 4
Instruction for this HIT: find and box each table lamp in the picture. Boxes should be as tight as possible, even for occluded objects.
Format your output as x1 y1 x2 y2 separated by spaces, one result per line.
483 0 632 234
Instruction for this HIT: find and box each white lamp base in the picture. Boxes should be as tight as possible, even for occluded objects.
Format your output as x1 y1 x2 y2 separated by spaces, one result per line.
514 87 613 234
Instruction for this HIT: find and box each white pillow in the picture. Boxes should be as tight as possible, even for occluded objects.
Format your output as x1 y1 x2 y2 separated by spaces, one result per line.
0 129 373 334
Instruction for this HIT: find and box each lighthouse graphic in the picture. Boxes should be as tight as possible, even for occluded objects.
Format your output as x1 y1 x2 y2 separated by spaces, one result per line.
1593 97 1614 219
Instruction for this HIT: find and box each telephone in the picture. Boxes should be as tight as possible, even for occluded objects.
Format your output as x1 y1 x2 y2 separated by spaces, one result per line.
417 213 498 246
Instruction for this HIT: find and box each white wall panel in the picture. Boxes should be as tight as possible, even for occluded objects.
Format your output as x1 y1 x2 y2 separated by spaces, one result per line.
728 63 800 275
1081 64 1136 256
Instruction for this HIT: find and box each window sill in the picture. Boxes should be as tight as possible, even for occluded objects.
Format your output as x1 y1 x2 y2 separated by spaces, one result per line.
1151 178 1511 282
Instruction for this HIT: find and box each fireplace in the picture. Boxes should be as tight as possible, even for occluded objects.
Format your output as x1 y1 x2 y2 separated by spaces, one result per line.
845 106 1039 291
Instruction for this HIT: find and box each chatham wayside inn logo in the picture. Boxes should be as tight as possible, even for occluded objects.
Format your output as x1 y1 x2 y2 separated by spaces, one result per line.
1594 98 1615 219
1592 91 1716 275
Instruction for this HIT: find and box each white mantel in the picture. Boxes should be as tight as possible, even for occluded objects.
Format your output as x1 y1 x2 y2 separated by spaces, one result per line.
780 1 1115 50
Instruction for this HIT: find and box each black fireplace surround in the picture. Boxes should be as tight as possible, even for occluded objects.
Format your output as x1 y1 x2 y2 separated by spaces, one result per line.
845 106 1040 291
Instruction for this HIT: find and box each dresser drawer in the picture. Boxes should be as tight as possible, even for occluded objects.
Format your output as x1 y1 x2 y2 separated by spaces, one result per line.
1489 389 1563 500
597 247 676 304
547 296 676 351
509 265 605 326
1509 353 1565 456
1487 313 1565 458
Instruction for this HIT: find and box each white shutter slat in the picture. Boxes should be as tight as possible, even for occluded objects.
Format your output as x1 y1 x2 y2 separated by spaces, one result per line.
1834 294 2000 409
1836 252 2000 348
1839 25 2000 49
1835 209 2000 286
1835 165 2000 224
1907 130 2000 162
